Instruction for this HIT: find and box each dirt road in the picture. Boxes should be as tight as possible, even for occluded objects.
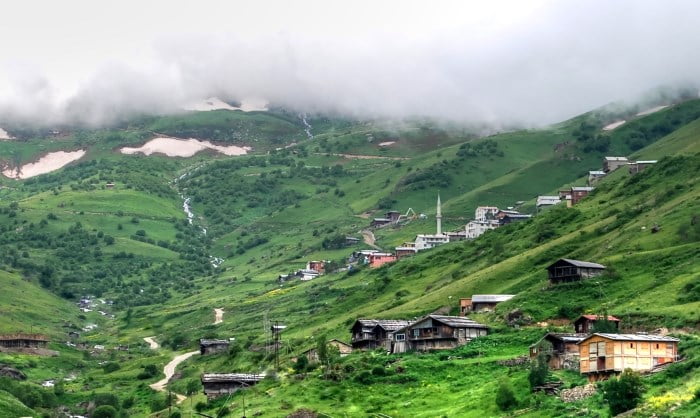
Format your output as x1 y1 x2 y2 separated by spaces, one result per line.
149 350 199 403
143 336 159 349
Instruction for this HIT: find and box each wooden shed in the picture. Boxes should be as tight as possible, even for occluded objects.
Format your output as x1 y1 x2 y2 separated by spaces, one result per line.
574 315 620 333
547 259 605 284
529 333 587 370
0 333 49 349
201 373 264 399
200 339 230 355
578 333 679 381
470 294 515 312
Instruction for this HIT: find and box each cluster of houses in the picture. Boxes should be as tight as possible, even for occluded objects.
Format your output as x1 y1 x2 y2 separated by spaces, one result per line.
536 156 658 210
279 260 329 281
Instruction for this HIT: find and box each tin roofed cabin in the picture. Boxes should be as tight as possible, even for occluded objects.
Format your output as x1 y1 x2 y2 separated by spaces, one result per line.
201 373 264 399
200 339 230 355
547 258 605 284
0 333 49 350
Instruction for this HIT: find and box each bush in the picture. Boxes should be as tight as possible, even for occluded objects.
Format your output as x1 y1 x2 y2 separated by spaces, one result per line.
102 362 121 373
495 380 517 411
602 369 644 415
94 393 120 409
92 405 118 418
528 352 549 389
195 401 207 412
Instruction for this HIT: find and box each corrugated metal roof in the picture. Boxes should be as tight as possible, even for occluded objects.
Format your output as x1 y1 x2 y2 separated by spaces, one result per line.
375 320 412 331
571 186 595 191
200 339 229 346
556 258 606 269
472 294 515 303
428 315 489 329
201 373 265 383
580 333 680 343
605 156 629 161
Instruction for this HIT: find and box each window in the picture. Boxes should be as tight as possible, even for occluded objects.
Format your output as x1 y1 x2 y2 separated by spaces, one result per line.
630 343 634 349
590 342 597 354
655 344 660 349
412 329 420 337
395 334 405 341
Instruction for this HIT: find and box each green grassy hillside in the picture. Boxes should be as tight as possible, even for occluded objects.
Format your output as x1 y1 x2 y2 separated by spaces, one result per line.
0 97 697 417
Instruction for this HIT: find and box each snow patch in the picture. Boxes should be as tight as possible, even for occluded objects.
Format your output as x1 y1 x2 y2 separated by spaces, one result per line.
120 137 251 157
0 127 12 140
636 105 668 116
602 120 626 131
2 150 86 179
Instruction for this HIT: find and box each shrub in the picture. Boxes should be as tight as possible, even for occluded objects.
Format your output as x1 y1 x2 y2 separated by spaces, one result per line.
92 405 117 418
102 362 121 373
528 352 549 389
495 380 517 411
195 401 207 412
94 393 120 409
602 369 644 415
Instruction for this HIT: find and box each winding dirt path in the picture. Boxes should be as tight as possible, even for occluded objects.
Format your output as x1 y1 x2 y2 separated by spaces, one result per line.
214 308 224 324
144 336 159 349
150 350 199 403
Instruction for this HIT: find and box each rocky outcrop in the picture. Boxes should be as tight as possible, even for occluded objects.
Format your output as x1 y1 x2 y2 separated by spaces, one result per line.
560 384 597 403
0 364 26 380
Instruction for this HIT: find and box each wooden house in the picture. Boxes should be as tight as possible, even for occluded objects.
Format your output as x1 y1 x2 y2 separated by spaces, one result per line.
578 333 679 381
469 294 515 312
570 187 595 205
574 315 620 333
386 210 401 223
350 319 411 351
459 298 472 316
547 258 605 284
201 373 264 399
200 339 230 355
395 246 417 259
0 333 49 349
301 339 353 362
529 333 587 370
400 315 488 351
588 171 606 186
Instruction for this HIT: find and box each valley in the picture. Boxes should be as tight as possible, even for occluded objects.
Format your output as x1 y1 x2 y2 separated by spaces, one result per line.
0 99 698 417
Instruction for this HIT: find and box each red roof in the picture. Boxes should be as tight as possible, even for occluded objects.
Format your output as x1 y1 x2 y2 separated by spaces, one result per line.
579 314 620 322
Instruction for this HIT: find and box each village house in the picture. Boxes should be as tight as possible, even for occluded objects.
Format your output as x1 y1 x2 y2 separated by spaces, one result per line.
461 294 515 313
628 160 658 174
299 269 320 281
446 230 468 242
200 339 230 355
349 249 379 264
536 196 561 210
306 260 326 274
350 319 412 351
547 258 606 284
105 182 115 189
395 315 489 352
0 333 49 350
370 210 402 228
345 236 361 246
570 186 595 205
603 156 629 173
475 206 499 221
498 213 532 225
395 244 417 259
201 373 265 399
529 333 587 370
588 170 606 186
574 315 620 333
368 252 397 268
465 220 499 239
578 333 680 381
301 339 353 362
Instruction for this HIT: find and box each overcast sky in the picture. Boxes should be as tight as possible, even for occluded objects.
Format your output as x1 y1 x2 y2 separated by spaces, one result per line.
0 0 699 126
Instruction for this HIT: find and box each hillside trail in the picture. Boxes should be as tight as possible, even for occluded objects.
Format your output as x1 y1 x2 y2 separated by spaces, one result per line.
214 308 224 324
143 336 160 349
314 152 410 160
361 230 382 250
149 350 200 403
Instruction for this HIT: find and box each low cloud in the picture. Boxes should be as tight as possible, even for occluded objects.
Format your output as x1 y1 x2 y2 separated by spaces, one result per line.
1 1 699 127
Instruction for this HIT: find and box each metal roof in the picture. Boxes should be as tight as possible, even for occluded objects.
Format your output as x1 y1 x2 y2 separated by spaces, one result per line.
579 333 679 343
589 170 606 175
535 333 588 345
472 294 515 303
427 315 489 329
551 258 606 269
200 339 229 346
571 186 595 191
201 373 265 383
374 320 412 331
605 156 629 161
